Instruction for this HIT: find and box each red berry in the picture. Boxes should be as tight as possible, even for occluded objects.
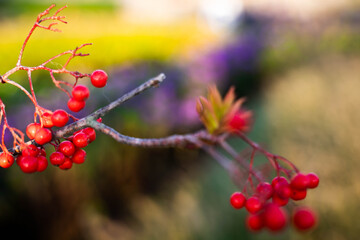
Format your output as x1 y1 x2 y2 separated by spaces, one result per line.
72 85 90 101
91 69 108 88
71 149 86 164
82 127 96 142
26 123 41 140
0 152 14 168
290 188 307 201
34 128 52 145
246 213 264 231
293 207 317 231
42 112 54 128
67 98 85 112
22 144 39 157
58 141 75 157
51 109 69 127
263 203 288 231
307 173 319 189
16 154 24 166
245 196 262 214
40 148 47 157
291 173 310 190
271 176 288 187
49 152 66 166
18 156 38 173
36 156 48 172
73 132 89 148
274 181 291 199
272 194 289 206
230 192 246 209
59 157 72 170
256 182 273 200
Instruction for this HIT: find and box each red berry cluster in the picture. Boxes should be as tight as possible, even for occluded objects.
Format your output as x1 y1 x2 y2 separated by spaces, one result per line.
230 172 319 232
0 70 108 173
67 69 107 112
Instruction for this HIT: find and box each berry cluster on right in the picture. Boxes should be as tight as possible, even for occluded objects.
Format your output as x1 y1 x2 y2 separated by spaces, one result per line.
230 172 319 232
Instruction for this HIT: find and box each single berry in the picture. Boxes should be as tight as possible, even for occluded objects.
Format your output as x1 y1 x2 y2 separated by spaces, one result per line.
40 148 47 157
71 149 86 164
18 156 38 173
290 189 307 201
22 144 39 157
67 98 85 112
49 152 66 166
245 196 262 214
256 182 273 200
73 132 89 148
230 192 246 209
271 176 288 188
307 173 319 189
34 128 52 145
246 214 264 231
16 154 24 166
36 156 48 172
272 194 289 206
58 141 76 157
274 181 291 199
293 207 317 231
42 112 54 128
72 85 90 101
291 173 310 190
0 152 14 168
82 127 96 142
91 69 108 88
59 157 72 170
51 109 69 127
263 203 288 232
26 123 41 140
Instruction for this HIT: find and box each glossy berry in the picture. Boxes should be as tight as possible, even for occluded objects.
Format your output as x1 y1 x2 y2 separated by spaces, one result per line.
58 141 75 157
245 196 262 214
71 149 86 164
256 182 273 200
39 148 47 157
36 156 48 172
67 98 85 112
49 152 66 166
59 157 72 170
246 214 264 231
272 194 289 206
91 69 108 88
42 112 54 128
26 123 41 140
22 144 39 157
230 192 246 209
291 173 310 190
82 127 96 142
274 181 291 199
290 189 307 201
293 207 317 231
34 128 52 145
18 156 38 173
263 203 287 231
307 173 319 189
73 132 89 148
51 109 69 127
72 85 90 101
0 152 14 168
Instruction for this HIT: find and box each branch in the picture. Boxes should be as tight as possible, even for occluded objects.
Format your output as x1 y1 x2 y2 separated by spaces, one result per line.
54 73 166 138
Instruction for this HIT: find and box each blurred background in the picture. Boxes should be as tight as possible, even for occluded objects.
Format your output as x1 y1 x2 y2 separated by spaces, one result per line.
0 0 359 239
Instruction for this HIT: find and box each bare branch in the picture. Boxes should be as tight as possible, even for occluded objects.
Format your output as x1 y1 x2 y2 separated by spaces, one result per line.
54 73 166 138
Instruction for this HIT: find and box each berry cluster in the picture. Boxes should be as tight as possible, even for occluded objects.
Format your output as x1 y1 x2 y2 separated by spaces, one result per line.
230 172 319 232
68 70 107 112
0 70 108 173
